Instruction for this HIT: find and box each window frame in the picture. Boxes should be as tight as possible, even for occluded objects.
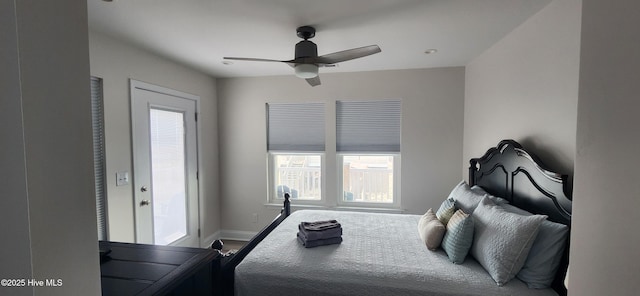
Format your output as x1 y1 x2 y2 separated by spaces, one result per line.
336 152 401 209
267 151 326 205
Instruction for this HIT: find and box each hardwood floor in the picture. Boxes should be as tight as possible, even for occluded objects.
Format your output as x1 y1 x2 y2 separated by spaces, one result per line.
221 239 246 252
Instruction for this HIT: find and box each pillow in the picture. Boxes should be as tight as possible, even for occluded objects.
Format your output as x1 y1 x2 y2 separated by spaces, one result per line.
500 203 569 288
441 209 474 264
448 181 506 214
417 208 446 251
470 185 509 205
436 198 456 225
470 197 547 286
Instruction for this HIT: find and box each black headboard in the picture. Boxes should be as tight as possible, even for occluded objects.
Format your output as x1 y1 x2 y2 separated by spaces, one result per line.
469 139 572 224
468 139 572 295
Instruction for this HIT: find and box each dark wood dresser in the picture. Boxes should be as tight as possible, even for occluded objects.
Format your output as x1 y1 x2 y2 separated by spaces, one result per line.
100 241 219 296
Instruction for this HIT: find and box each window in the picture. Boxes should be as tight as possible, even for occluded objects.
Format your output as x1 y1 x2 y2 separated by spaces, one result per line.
337 100 401 207
341 155 397 203
91 77 108 240
267 102 325 203
272 154 322 200
266 100 400 208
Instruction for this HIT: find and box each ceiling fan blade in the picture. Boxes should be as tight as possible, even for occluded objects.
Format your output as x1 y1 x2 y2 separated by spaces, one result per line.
223 57 286 63
314 45 381 64
306 76 321 87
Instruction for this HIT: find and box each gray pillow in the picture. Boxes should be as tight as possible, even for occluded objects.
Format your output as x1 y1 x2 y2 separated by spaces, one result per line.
448 181 506 214
436 198 456 225
500 203 569 288
470 197 547 286
470 185 509 205
441 209 474 264
417 208 446 251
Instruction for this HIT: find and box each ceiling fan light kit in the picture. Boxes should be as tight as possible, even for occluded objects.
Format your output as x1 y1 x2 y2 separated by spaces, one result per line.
223 26 381 86
295 64 319 79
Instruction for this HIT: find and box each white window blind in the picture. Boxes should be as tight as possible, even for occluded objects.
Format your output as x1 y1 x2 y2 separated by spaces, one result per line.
336 100 401 152
91 76 108 241
267 102 325 151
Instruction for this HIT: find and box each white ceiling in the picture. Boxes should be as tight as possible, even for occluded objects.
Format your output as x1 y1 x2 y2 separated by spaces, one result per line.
88 0 551 78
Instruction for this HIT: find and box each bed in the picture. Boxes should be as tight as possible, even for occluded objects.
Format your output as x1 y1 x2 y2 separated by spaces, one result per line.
214 140 572 296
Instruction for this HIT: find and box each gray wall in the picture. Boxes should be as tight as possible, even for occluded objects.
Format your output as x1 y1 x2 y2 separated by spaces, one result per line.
89 31 220 247
464 0 640 293
569 0 640 294
217 68 465 233
1 1 35 295
464 0 582 176
1 0 101 295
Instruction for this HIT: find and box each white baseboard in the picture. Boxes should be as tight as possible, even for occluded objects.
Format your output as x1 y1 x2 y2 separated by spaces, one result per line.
218 230 258 241
201 230 221 248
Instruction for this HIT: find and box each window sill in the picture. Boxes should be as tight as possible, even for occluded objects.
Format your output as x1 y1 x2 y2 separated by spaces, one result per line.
264 203 405 214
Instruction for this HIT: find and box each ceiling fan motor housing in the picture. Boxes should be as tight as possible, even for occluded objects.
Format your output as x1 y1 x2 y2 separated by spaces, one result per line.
295 40 318 60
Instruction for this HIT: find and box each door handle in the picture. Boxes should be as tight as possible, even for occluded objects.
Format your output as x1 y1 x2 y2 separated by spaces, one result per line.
140 200 151 206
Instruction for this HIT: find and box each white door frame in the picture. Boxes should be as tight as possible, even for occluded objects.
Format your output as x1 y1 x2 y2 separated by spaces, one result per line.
130 79 201 247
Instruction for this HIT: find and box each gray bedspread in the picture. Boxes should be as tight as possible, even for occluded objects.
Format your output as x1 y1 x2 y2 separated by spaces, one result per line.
235 210 558 296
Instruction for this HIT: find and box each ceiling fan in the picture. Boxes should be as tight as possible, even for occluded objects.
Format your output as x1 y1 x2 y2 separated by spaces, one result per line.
223 26 381 87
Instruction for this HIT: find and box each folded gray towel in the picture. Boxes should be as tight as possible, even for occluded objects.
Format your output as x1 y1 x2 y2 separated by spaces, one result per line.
298 224 342 241
301 220 341 231
297 232 343 248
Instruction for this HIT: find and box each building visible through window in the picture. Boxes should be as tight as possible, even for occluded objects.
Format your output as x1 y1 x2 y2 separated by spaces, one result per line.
274 154 321 200
342 155 394 203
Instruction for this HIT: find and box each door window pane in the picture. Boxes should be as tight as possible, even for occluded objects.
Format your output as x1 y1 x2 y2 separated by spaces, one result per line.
342 155 394 203
150 108 187 245
273 154 321 200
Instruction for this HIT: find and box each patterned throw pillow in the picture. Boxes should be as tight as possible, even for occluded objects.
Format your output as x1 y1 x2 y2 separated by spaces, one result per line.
436 198 456 225
441 209 475 264
470 197 547 286
417 208 446 250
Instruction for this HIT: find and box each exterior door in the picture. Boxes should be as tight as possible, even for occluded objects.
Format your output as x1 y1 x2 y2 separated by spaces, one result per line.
131 80 199 247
